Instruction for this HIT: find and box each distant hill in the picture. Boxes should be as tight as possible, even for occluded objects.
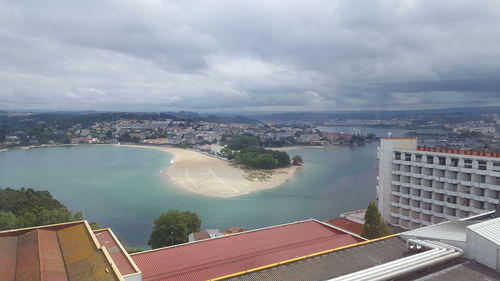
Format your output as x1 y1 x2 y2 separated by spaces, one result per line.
252 106 500 122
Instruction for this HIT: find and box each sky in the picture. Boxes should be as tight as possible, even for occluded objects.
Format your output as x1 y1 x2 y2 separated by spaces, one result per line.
1 0 500 112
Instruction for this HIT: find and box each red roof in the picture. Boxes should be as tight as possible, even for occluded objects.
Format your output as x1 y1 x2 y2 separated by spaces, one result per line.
326 218 364 235
94 228 140 276
131 220 363 281
417 146 500 158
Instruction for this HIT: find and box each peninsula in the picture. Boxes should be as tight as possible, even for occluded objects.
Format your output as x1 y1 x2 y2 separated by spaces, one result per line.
125 145 299 197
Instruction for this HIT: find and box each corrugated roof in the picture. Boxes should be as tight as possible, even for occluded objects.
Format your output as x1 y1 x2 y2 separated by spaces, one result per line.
411 259 500 281
132 220 363 281
326 218 363 235
401 220 480 242
0 221 123 281
467 217 500 246
227 236 410 281
94 228 141 276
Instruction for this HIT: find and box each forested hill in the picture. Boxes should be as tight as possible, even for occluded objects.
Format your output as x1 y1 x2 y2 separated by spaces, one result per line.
0 187 97 231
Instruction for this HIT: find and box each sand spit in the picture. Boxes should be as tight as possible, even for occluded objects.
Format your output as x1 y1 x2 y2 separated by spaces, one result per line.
124 145 299 198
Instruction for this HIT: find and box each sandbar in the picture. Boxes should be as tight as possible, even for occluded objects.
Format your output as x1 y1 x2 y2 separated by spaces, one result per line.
124 145 300 198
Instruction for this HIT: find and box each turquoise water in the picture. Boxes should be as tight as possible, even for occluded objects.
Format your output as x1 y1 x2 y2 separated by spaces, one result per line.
0 127 404 248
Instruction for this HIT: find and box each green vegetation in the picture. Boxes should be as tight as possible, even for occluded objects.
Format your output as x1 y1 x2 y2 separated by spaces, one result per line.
148 210 201 249
0 187 100 231
125 247 144 254
233 148 290 169
292 155 303 166
221 134 292 169
361 202 392 239
366 133 376 139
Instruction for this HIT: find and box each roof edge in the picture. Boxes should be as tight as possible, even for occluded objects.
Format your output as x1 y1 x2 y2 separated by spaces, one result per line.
313 219 366 241
207 234 400 281
95 228 142 275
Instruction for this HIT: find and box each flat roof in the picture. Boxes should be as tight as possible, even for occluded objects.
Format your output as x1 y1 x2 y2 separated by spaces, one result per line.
226 236 500 281
94 228 141 276
0 221 123 281
411 259 500 281
131 219 363 281
400 220 481 243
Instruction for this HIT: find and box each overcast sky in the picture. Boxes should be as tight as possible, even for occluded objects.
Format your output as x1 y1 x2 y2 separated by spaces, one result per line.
1 0 500 112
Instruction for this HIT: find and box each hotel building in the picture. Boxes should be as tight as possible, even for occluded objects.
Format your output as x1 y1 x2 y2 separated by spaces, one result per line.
377 137 500 230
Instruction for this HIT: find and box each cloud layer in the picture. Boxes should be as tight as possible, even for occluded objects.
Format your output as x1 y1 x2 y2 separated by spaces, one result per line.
1 0 500 112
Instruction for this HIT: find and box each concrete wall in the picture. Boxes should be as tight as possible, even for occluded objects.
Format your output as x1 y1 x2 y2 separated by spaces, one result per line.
466 229 499 271
377 138 416 221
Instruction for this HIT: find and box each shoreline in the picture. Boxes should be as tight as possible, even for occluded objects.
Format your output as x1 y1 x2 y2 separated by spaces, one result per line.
123 145 301 198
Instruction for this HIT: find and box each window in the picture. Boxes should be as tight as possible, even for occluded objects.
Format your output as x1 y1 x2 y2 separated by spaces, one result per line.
416 154 422 162
451 158 459 167
464 159 472 169
480 175 486 183
494 162 500 172
394 152 401 160
426 156 434 164
478 161 487 170
405 153 412 161
438 157 446 165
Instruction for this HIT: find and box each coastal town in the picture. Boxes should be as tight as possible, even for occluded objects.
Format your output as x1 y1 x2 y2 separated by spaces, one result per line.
1 110 500 153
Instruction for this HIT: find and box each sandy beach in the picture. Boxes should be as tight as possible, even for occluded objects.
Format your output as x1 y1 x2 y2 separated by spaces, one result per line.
124 145 300 198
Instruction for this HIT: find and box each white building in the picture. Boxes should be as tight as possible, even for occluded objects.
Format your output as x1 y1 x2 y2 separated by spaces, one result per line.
377 137 500 230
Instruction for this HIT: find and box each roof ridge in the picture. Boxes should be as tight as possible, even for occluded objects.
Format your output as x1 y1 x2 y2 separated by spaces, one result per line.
36 229 42 281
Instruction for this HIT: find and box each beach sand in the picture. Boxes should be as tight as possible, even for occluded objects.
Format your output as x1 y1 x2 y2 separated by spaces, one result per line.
124 145 299 198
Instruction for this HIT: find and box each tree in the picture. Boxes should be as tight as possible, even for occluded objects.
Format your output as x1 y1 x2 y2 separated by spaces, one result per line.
361 202 392 239
292 155 303 166
0 188 101 231
366 133 376 139
148 210 201 249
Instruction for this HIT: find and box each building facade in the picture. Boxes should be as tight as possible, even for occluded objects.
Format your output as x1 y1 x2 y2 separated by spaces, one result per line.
377 137 500 230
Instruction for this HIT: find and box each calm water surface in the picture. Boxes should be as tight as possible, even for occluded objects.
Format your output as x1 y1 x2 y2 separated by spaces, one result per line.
0 127 405 248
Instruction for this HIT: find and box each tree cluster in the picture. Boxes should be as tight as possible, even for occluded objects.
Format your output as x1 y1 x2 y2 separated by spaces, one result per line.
148 210 201 249
233 148 290 169
0 187 98 231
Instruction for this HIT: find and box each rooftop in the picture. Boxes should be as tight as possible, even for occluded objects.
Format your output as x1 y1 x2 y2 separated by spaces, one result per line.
225 236 500 281
226 236 410 281
400 220 481 243
417 146 500 158
467 216 500 246
131 219 364 281
94 228 141 277
325 218 363 235
410 259 500 281
0 221 123 281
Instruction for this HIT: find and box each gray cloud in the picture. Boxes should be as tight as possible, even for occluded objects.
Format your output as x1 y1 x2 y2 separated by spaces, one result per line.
1 0 500 112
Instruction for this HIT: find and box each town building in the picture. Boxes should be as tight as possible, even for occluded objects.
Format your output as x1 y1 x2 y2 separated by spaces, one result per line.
2 214 500 281
377 137 500 230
